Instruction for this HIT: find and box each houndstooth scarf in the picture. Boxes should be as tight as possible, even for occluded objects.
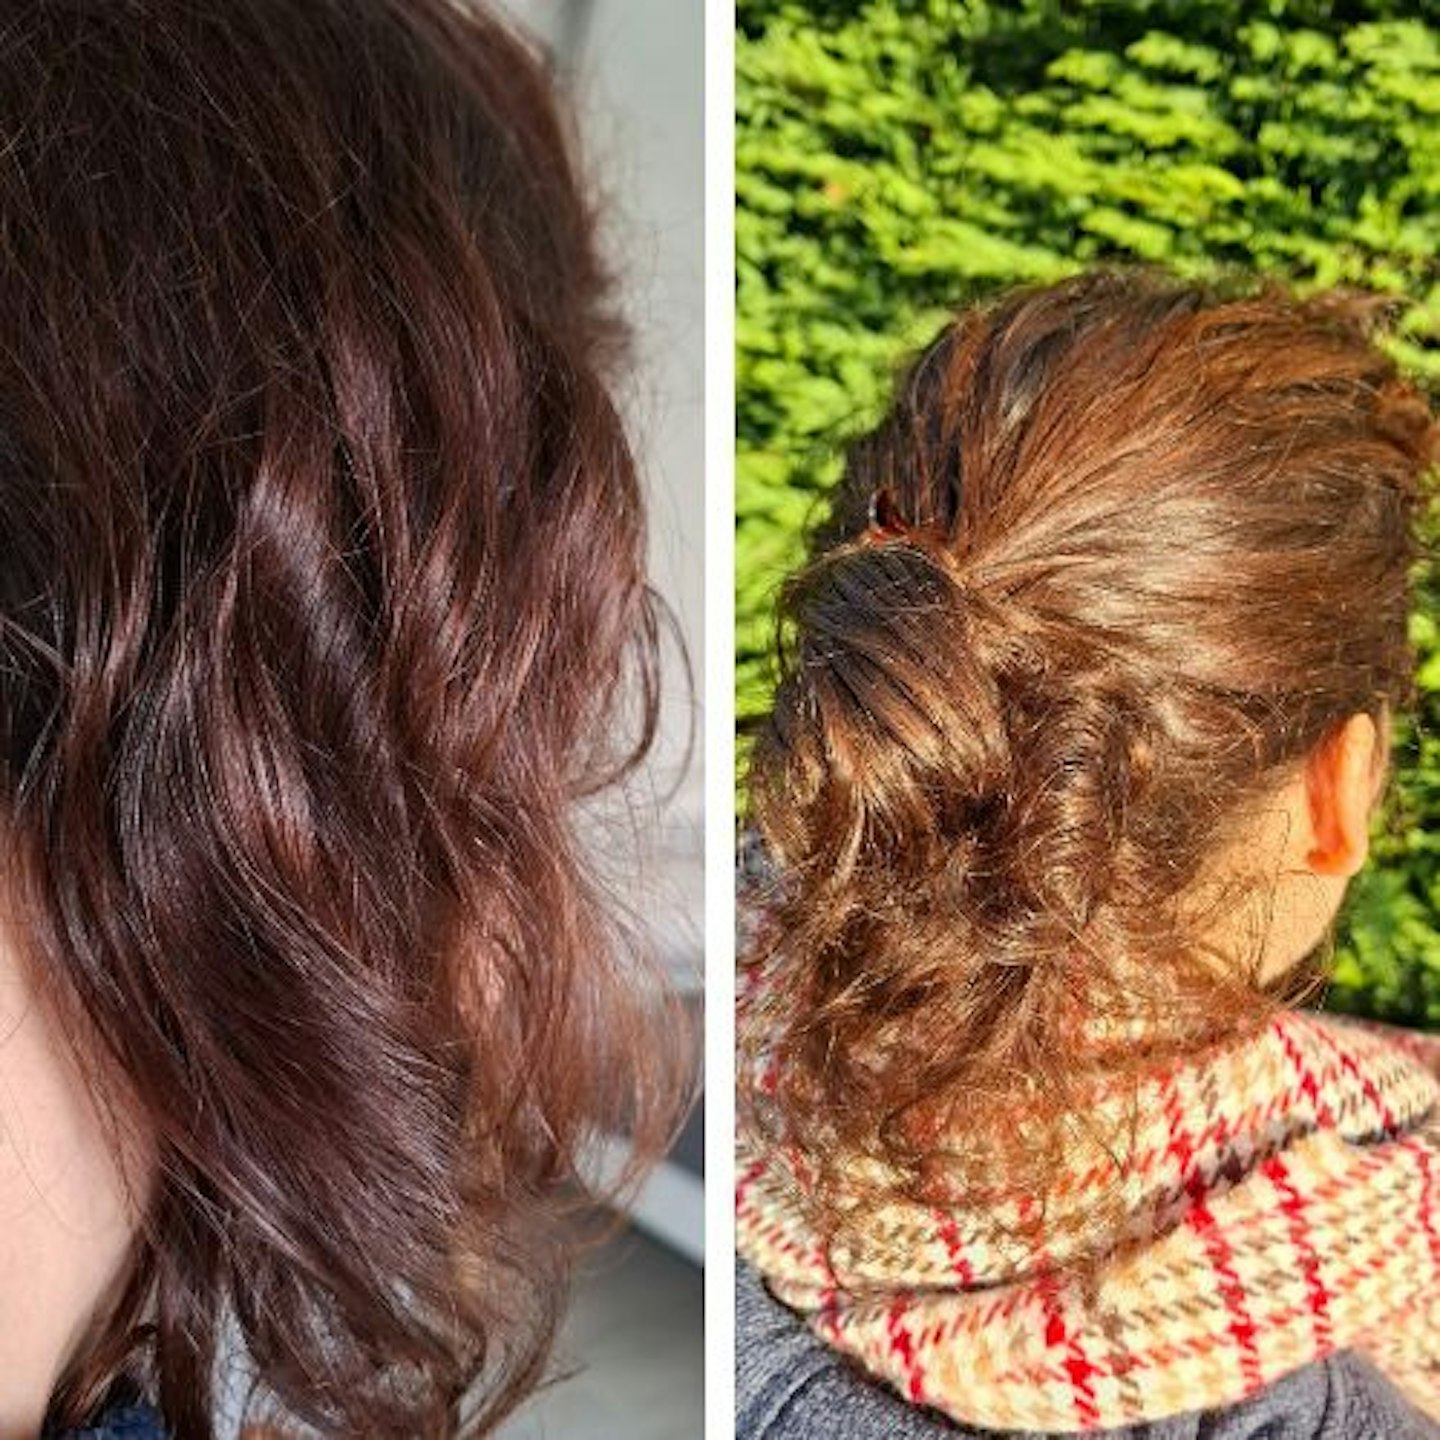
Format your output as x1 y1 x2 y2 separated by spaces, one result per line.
737 1005 1440 1432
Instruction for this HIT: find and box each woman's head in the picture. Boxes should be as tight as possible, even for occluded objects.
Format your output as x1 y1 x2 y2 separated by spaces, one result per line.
0 0 681 1433
745 269 1437 1219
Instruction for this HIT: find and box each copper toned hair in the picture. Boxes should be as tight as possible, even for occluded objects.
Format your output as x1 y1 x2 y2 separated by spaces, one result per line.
0 1 684 1434
743 270 1438 1236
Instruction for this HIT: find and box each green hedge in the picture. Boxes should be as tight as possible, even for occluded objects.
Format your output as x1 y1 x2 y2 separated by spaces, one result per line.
736 0 1440 1024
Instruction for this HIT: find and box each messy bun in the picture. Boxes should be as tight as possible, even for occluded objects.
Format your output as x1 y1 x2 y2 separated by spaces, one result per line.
743 269 1437 1227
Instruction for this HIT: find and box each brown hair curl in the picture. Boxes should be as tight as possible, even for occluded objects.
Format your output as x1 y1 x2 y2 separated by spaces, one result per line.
0 1 685 1434
743 269 1437 1235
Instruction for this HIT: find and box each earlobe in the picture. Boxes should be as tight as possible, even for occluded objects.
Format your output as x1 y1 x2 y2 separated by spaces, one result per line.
1304 713 1380 879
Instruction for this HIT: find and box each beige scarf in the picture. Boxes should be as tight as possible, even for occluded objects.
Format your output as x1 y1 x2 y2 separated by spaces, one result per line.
738 1009 1440 1432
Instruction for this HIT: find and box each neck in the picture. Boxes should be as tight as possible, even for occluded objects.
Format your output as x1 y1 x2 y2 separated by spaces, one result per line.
0 938 150 1437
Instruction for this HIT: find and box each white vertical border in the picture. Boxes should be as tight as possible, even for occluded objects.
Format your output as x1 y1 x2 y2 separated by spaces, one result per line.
704 0 736 1436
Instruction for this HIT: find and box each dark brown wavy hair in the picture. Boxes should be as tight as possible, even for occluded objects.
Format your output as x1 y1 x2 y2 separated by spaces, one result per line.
743 270 1438 1236
0 1 686 1434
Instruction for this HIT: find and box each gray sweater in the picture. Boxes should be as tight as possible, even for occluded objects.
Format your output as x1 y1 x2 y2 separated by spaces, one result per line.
737 1262 1440 1440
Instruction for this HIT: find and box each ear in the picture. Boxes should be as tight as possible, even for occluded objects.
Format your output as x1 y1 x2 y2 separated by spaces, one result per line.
1303 712 1384 879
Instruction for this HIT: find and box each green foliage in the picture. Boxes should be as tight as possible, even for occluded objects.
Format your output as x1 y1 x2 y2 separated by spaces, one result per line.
736 0 1440 1024
1332 532 1440 1025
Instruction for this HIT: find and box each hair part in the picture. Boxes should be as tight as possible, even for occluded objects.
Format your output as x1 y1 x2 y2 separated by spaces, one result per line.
743 269 1438 1244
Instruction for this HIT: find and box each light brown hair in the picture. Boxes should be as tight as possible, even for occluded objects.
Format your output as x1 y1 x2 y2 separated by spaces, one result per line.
743 269 1437 1234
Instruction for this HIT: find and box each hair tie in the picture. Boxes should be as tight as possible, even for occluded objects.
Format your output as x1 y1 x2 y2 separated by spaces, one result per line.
861 490 968 587
865 486 909 541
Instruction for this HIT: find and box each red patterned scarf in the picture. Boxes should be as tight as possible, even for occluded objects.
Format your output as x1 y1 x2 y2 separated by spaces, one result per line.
737 1008 1440 1431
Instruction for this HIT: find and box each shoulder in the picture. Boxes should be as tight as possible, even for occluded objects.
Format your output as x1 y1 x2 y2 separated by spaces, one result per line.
1186 1354 1440 1439
48 1403 168 1440
736 1261 1440 1440
737 1260 963 1440
1303 1352 1440 1440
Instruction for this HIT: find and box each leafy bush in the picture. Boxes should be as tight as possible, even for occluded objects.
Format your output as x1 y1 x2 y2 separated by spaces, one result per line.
736 0 1440 1023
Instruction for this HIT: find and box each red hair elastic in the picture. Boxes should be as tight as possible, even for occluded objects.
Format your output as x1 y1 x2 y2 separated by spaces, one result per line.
865 486 909 541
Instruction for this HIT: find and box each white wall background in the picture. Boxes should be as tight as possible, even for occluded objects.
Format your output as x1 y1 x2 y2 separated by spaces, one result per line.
498 2 705 1266
510 0 706 996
